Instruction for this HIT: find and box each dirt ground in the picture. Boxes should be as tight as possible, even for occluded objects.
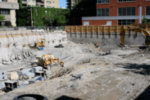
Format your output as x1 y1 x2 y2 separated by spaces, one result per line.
0 42 150 100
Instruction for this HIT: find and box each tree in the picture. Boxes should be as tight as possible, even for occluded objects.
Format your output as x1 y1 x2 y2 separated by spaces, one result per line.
69 0 96 25
16 7 31 26
18 0 22 9
56 16 66 25
17 7 69 26
43 12 55 27
142 17 148 24
0 14 5 21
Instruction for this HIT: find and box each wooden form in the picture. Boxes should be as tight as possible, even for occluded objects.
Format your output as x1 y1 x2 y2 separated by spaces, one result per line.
65 24 150 46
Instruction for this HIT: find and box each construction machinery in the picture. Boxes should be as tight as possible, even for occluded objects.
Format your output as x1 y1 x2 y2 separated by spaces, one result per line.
66 24 150 46
37 54 64 68
132 24 150 46
120 24 150 46
35 39 45 49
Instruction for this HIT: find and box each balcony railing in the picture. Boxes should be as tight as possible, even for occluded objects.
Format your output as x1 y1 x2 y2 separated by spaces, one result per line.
22 0 27 4
0 2 19 9
4 15 10 21
36 2 44 7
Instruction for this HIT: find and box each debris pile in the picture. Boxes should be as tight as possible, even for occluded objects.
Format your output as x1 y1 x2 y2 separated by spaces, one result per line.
0 54 65 92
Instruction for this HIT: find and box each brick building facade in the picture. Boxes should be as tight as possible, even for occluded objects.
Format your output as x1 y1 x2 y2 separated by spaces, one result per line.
82 0 150 26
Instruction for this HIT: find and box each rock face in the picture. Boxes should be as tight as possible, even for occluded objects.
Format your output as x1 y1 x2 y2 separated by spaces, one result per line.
0 31 68 63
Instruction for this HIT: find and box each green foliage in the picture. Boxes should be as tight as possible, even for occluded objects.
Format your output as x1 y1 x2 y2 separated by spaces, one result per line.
0 14 5 21
69 0 96 25
16 8 31 26
43 12 55 26
18 0 22 9
32 7 69 26
142 17 148 24
16 7 69 26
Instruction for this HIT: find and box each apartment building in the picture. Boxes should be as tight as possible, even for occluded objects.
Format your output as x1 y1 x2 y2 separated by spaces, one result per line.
22 0 59 8
67 0 81 9
22 0 36 7
82 0 150 26
36 0 44 7
44 0 59 8
0 0 19 26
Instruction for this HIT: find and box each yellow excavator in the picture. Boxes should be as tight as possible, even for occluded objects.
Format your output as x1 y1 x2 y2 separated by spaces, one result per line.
120 24 150 46
35 39 45 49
37 54 64 68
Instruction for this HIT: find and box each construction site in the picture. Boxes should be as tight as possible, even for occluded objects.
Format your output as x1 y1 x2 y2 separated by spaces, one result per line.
0 24 149 100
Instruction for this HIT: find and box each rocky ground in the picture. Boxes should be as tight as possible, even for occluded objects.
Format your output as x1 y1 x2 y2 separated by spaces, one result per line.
0 42 150 100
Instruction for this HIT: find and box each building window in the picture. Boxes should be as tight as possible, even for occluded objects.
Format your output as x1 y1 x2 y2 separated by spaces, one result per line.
0 9 10 15
97 8 109 16
47 6 51 8
146 6 150 15
0 21 11 26
47 1 51 4
0 0 8 2
118 0 136 2
97 0 109 3
118 7 136 16
118 20 135 25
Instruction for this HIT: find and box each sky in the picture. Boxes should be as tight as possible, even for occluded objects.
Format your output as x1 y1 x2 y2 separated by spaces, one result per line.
60 0 67 8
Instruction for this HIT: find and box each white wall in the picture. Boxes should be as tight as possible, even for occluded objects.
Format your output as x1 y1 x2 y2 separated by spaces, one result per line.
0 31 68 62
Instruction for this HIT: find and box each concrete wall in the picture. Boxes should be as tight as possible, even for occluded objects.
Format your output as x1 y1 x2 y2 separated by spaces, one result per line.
10 10 16 27
0 31 67 48
0 0 19 9
0 0 18 27
22 0 37 7
0 31 67 62
7 0 18 3
67 32 145 50
27 0 36 7
22 0 59 8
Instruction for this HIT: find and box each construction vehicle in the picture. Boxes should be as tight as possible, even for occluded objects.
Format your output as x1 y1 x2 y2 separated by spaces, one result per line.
35 39 45 50
36 54 64 68
120 24 150 46
66 24 150 47
131 24 150 45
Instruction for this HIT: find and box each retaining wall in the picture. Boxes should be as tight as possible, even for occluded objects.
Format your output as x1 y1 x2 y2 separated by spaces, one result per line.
0 31 67 48
0 30 68 62
67 32 145 50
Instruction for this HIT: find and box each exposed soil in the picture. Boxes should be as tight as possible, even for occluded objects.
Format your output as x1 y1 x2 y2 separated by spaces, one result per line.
0 42 150 100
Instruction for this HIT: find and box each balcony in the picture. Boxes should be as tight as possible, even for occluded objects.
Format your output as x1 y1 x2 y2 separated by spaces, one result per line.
36 2 44 7
22 0 27 4
4 15 10 21
0 2 19 9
